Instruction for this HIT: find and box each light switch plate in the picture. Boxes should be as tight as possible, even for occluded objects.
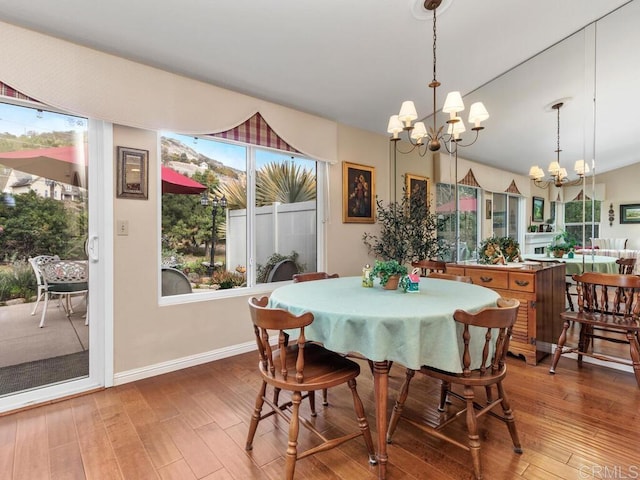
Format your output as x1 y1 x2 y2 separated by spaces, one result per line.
117 220 129 236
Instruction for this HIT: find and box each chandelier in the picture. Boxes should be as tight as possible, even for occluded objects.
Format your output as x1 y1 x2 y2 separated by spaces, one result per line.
529 101 589 188
386 0 489 154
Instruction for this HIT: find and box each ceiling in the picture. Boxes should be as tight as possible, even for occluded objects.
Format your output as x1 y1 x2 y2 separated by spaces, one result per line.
0 0 636 178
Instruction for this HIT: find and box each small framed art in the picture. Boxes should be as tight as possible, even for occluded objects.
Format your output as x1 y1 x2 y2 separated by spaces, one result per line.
117 146 148 199
532 196 544 222
620 203 640 224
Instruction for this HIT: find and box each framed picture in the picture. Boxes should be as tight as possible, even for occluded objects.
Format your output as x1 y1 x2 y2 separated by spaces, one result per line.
485 199 492 220
343 161 375 223
620 203 640 224
117 146 148 199
532 196 544 222
405 173 430 207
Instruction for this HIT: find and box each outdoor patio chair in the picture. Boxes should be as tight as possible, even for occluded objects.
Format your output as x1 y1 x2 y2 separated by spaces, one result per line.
28 255 60 316
39 260 88 328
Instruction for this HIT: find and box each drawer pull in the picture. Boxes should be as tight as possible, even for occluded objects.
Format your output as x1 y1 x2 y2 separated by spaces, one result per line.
479 276 493 283
515 280 530 287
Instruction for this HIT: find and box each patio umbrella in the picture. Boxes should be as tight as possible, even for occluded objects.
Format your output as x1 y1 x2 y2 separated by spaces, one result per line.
437 197 477 212
161 166 207 195
0 146 87 187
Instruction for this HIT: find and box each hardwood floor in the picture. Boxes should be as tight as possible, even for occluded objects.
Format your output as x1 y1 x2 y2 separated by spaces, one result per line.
0 350 638 479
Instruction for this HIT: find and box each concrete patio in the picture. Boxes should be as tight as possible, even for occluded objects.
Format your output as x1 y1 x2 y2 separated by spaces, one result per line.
0 296 88 369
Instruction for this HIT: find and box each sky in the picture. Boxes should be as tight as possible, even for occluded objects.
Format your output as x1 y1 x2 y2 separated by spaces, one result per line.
0 102 86 139
162 132 315 172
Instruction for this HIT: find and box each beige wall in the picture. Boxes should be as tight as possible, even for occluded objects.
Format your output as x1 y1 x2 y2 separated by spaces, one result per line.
112 123 390 375
596 162 640 249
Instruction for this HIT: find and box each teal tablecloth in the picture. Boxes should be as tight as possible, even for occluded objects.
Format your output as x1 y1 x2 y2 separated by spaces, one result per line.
268 276 500 373
526 254 618 275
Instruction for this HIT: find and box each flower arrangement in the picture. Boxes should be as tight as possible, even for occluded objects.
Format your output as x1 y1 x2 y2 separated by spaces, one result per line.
478 236 522 264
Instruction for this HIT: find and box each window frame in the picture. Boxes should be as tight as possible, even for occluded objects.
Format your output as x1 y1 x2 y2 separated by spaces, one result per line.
158 133 325 305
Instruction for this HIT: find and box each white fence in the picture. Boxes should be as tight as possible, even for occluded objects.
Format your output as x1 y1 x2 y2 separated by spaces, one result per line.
226 201 317 274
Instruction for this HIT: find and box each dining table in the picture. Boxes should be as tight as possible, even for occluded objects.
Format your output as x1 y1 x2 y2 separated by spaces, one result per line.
524 253 619 275
268 275 500 479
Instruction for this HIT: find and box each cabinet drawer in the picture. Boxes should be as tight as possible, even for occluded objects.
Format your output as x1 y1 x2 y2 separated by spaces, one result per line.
509 272 535 293
468 269 509 289
446 266 466 276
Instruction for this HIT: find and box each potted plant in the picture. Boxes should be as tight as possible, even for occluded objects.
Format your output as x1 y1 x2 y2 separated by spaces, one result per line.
548 243 571 258
370 260 408 290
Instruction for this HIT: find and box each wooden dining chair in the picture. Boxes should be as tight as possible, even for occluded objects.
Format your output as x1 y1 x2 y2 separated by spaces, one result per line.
246 297 376 479
549 272 640 387
411 259 446 277
427 272 473 283
616 257 636 275
292 271 339 283
291 272 339 405
386 297 522 480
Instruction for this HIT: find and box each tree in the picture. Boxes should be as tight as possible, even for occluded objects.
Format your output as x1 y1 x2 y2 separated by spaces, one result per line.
363 184 448 265
0 191 71 260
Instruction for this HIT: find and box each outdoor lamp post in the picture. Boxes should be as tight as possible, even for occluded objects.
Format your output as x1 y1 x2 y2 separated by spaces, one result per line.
201 193 227 274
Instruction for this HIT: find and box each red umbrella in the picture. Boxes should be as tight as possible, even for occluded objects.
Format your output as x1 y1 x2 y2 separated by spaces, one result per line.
437 198 477 212
0 146 87 187
161 165 207 195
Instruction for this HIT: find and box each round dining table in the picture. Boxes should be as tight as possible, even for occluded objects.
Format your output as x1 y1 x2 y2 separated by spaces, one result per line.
269 275 500 480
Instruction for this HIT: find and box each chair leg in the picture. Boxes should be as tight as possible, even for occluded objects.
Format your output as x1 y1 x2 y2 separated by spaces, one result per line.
565 282 575 312
627 331 640 388
386 368 415 443
322 388 328 406
273 387 281 407
39 292 50 328
463 385 482 480
285 391 302 480
496 381 522 454
246 381 267 450
308 390 317 417
31 288 44 316
347 378 376 464
438 380 451 412
549 318 571 374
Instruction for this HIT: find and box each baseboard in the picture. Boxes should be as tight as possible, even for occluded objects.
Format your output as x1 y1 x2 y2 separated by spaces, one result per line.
113 341 257 386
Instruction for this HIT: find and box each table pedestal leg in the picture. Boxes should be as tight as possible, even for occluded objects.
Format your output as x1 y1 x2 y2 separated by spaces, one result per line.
372 360 390 480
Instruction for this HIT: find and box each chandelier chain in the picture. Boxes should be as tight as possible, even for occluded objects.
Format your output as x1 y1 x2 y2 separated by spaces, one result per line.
432 7 437 84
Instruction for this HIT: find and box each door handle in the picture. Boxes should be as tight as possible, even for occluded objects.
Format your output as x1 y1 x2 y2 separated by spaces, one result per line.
87 235 99 262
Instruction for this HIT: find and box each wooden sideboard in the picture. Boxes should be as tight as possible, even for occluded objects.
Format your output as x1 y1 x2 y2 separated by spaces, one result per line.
447 262 566 365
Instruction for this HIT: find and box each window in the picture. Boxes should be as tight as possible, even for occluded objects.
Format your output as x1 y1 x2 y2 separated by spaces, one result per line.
436 183 479 261
564 198 601 245
492 193 521 240
160 133 319 296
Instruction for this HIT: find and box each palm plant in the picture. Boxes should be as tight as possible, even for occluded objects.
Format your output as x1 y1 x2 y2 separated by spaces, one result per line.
256 162 316 205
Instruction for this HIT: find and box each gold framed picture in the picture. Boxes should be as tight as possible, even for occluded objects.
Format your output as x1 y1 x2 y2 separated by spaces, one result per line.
116 146 148 199
405 173 430 206
342 161 375 223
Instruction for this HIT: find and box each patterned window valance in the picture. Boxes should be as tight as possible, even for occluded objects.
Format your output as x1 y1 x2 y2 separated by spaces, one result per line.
211 113 299 153
505 180 522 195
0 81 39 103
459 169 481 187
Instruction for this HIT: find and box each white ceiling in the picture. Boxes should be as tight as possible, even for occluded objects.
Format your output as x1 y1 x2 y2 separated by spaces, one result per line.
0 0 636 178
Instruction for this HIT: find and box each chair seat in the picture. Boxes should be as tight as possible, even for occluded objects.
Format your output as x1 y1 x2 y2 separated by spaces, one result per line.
561 311 640 331
47 282 89 293
259 343 361 391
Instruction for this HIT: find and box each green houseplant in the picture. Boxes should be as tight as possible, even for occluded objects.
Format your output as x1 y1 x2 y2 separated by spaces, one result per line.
370 260 408 289
362 184 448 266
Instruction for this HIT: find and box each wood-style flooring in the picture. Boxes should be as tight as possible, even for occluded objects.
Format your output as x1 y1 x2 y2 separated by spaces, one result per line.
0 347 638 479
